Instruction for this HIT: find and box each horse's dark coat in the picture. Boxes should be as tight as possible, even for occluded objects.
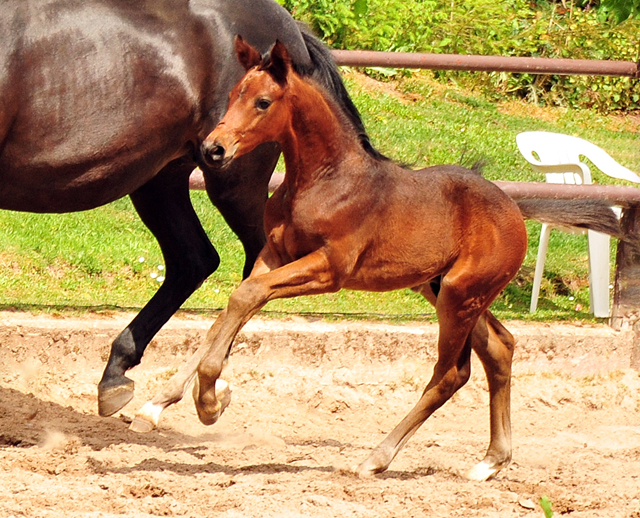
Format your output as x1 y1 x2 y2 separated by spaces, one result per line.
0 0 357 417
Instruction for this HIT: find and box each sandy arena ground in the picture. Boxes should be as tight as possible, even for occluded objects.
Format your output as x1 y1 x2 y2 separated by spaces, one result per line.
1 311 639 518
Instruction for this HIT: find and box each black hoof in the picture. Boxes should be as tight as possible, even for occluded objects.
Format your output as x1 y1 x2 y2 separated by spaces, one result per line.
98 377 135 417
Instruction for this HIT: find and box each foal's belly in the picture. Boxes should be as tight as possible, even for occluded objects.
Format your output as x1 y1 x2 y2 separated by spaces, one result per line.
342 255 449 293
344 269 441 293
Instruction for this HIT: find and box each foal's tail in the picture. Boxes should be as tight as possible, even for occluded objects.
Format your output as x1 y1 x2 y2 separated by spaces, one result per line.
516 198 624 238
295 24 388 161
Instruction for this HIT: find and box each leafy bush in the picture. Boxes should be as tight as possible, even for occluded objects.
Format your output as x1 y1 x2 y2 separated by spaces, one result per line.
278 0 640 111
598 0 640 23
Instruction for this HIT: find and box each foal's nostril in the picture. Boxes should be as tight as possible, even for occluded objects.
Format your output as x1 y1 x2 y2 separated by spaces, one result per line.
209 145 225 162
201 141 226 166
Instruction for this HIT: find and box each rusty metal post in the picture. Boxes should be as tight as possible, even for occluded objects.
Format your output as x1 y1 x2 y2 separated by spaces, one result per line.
611 207 640 369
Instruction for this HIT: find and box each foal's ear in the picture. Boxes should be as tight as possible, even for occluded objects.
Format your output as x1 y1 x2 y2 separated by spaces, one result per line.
264 40 293 86
234 35 262 71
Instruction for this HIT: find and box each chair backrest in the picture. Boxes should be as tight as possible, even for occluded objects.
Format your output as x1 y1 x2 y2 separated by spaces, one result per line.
516 131 640 186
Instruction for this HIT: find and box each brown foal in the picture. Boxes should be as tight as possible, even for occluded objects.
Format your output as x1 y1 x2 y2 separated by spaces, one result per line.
138 36 529 480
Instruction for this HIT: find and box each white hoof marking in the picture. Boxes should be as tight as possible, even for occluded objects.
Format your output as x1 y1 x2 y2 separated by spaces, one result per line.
466 461 499 481
130 401 164 433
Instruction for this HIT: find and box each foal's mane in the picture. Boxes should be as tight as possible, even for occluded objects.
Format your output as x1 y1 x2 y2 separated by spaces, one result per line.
287 26 389 162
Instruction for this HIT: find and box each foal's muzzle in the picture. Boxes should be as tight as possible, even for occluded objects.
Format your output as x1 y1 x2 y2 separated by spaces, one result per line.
200 140 228 168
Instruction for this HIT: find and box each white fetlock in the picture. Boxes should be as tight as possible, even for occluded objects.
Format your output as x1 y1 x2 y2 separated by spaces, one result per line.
354 463 379 479
215 379 232 413
465 460 500 481
354 448 392 478
215 379 231 415
129 401 164 433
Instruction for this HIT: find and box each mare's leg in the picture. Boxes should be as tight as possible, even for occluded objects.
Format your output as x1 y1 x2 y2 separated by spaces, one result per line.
194 249 339 425
465 310 515 481
98 159 220 417
128 144 280 430
203 141 280 278
355 274 499 478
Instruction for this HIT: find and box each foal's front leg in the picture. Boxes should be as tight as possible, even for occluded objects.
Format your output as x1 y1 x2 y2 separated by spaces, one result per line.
128 313 232 433
194 248 338 425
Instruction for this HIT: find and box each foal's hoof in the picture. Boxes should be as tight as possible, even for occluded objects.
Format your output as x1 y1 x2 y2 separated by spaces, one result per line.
465 460 502 481
97 377 135 417
129 401 162 433
193 378 232 426
354 455 389 478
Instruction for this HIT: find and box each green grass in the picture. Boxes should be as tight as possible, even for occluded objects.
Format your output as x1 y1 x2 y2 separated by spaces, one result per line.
1 71 638 322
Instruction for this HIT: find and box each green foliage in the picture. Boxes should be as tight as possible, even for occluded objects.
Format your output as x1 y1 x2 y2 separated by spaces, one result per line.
598 0 640 22
279 0 358 47
280 0 640 112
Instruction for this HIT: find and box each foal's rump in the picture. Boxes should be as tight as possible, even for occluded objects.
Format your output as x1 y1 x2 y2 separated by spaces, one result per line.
419 165 624 239
412 164 525 226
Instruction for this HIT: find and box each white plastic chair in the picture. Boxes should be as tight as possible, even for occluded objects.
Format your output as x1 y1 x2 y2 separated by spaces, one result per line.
516 131 640 318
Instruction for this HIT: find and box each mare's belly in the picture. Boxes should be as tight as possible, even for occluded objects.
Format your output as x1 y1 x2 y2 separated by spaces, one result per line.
0 142 181 213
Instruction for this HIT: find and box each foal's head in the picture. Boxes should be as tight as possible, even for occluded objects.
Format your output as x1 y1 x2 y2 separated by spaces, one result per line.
201 36 297 168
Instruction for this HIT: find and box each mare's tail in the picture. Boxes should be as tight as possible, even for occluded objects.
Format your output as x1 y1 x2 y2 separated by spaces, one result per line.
295 25 387 161
517 198 624 238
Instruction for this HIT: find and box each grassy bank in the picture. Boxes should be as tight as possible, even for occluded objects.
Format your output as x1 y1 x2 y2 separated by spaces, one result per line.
1 72 638 322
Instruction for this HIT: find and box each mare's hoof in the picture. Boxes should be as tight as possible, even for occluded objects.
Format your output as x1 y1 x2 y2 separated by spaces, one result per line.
98 377 134 417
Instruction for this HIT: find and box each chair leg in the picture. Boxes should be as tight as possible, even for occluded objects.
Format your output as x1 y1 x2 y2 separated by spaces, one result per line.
587 230 611 318
530 223 551 313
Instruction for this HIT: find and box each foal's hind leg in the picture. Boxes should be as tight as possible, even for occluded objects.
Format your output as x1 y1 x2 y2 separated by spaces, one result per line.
356 280 516 480
356 280 481 477
465 311 515 481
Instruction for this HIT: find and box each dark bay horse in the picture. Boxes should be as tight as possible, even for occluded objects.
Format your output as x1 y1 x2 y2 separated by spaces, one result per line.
0 0 370 418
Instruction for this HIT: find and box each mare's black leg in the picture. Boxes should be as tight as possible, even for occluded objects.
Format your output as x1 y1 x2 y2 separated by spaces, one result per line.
98 159 220 417
124 144 281 431
202 142 280 278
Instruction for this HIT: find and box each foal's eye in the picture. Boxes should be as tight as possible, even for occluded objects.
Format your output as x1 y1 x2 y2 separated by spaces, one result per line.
255 98 272 111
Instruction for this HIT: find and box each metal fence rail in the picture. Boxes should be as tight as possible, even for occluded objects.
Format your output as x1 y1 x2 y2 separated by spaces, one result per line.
190 171 640 205
331 49 640 78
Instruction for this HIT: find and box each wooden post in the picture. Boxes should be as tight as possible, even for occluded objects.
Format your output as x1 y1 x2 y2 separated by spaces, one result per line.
611 206 640 369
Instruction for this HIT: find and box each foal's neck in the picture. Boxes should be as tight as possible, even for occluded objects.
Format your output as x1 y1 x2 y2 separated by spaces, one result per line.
280 77 363 188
